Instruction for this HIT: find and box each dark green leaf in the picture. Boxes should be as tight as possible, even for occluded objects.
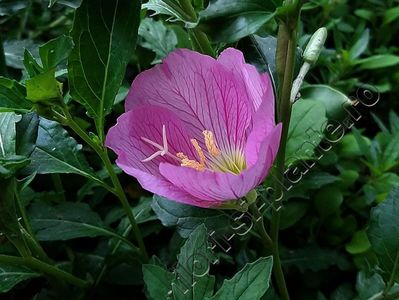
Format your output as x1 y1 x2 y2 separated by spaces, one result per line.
286 99 327 165
4 40 38 70
15 112 39 157
172 225 215 300
0 112 21 157
356 271 385 300
23 118 97 181
314 186 343 217
0 77 31 112
152 195 231 238
209 256 273 300
205 13 275 43
39 35 74 70
142 0 197 28
300 85 351 120
349 29 369 60
356 55 399 70
0 178 19 235
143 264 174 300
29 201 119 241
0 264 40 293
138 18 177 64
281 245 350 272
367 187 399 282
68 0 140 135
280 202 308 230
0 0 28 16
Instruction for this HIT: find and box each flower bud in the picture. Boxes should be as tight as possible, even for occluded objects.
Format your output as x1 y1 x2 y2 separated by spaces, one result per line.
303 27 327 64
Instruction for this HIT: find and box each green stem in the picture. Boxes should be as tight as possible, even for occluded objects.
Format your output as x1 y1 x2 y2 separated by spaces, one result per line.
270 4 301 299
0 255 89 288
51 173 66 202
249 203 273 253
61 107 148 261
179 0 197 20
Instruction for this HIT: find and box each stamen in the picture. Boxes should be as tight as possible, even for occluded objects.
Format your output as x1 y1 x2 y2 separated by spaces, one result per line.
203 130 220 156
177 153 205 171
190 139 206 165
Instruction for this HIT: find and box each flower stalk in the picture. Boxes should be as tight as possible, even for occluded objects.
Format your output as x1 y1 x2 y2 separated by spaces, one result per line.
270 1 303 299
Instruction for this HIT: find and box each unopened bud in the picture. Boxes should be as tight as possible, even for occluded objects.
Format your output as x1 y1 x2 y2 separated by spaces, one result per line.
303 27 327 64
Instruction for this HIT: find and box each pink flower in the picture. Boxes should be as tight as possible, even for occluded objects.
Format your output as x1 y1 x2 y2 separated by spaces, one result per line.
105 48 281 208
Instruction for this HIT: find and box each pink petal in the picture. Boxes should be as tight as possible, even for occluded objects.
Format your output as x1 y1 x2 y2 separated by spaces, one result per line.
218 48 275 115
105 105 212 207
159 124 282 206
125 48 252 152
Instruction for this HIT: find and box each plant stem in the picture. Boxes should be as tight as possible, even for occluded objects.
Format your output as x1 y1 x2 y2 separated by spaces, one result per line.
61 107 148 261
0 34 7 77
0 255 89 288
249 203 273 252
51 173 66 202
270 3 301 299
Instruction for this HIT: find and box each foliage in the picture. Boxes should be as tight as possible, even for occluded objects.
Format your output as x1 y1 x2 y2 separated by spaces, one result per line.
0 0 398 299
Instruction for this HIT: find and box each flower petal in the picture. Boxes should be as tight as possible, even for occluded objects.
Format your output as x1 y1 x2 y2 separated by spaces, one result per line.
105 105 212 207
159 124 282 206
125 48 252 151
218 48 275 115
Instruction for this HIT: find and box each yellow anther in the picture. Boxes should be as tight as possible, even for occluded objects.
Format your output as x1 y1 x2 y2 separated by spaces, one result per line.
203 130 221 156
176 152 205 171
190 139 206 165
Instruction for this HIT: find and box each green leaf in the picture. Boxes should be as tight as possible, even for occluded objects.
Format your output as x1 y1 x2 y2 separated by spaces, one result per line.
38 35 74 70
356 271 385 300
383 7 399 25
29 201 121 241
138 18 178 64
209 256 273 300
23 118 98 181
15 112 39 157
200 0 277 20
300 85 351 120
0 178 19 236
279 202 308 230
0 264 40 293
143 264 174 300
0 77 31 112
68 0 140 137
349 29 369 60
3 39 38 70
215 13 276 44
26 70 62 102
172 225 215 299
286 99 327 165
356 55 399 70
314 186 343 217
200 1 278 43
345 230 371 254
381 132 399 171
367 187 399 282
152 195 231 238
174 232 209 291
23 49 43 77
281 245 350 272
143 0 198 28
0 112 21 157
0 0 29 16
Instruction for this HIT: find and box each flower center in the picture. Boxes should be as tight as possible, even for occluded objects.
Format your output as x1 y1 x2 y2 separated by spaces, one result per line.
141 126 246 175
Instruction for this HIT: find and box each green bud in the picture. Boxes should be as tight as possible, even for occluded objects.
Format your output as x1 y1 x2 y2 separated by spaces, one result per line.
303 27 327 64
